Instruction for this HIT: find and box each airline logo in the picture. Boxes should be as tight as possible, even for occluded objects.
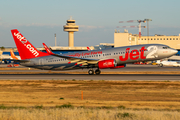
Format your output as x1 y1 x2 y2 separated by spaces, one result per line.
103 61 113 66
14 32 27 44
14 32 39 57
119 47 146 61
67 51 102 57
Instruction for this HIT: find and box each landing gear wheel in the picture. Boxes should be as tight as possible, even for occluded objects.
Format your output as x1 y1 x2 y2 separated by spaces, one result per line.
95 69 101 75
88 70 94 75
159 63 163 67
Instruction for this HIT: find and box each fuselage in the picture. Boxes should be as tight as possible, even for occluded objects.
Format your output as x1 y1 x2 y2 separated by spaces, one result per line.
20 44 177 70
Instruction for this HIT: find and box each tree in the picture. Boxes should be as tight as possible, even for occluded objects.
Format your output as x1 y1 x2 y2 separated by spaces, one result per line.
0 46 5 50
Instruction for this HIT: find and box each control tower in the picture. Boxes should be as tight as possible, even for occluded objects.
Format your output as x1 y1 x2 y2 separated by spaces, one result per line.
63 18 79 47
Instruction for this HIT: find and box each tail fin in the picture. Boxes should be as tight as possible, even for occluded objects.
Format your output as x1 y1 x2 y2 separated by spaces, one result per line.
11 29 49 60
10 49 19 60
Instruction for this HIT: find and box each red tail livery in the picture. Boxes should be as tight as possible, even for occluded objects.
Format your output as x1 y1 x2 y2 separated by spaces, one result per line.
11 29 49 60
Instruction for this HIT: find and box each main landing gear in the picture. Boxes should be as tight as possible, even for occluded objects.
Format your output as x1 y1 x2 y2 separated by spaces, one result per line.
88 69 101 75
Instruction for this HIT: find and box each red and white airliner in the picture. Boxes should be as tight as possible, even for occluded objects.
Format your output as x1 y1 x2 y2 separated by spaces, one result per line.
11 29 177 75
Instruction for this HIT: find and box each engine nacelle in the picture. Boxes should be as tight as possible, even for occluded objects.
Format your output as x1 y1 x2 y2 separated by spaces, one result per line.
110 64 126 69
98 59 126 69
98 59 117 69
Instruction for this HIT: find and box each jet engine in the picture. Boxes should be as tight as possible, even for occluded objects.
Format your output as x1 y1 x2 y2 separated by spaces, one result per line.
98 59 125 69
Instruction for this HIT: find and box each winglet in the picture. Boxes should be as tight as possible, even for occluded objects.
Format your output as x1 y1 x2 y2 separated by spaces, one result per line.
42 43 55 55
87 47 91 51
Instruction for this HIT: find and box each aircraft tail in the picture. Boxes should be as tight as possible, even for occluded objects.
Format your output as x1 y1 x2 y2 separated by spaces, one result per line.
11 29 49 60
10 49 19 60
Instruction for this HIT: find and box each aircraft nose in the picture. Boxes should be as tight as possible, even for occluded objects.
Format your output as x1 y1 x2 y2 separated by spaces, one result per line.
171 49 178 55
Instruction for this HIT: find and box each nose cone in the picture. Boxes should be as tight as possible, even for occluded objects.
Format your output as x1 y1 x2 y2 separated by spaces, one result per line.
171 49 178 55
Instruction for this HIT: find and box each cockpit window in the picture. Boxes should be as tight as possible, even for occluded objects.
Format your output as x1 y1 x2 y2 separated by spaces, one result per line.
163 46 170 49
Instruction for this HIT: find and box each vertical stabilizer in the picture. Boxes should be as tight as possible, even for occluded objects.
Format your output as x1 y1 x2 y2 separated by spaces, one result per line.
11 29 49 60
10 49 19 60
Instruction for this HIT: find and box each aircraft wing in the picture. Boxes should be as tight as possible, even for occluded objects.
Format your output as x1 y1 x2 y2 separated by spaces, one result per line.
51 53 99 64
42 43 99 65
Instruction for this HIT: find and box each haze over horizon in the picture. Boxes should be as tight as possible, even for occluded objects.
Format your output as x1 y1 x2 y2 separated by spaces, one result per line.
0 0 180 47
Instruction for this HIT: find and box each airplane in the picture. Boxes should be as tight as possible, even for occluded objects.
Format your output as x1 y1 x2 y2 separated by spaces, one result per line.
0 51 12 60
0 49 20 66
156 55 180 67
157 60 180 67
11 29 178 75
0 50 13 64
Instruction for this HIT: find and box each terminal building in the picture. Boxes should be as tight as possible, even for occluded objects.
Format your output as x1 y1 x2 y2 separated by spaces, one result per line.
114 30 180 55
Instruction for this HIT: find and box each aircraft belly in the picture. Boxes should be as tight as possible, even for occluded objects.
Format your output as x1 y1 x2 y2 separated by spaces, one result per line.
45 63 85 70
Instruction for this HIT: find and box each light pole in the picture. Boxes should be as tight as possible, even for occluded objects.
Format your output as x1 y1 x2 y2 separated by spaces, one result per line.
144 19 152 44
54 33 56 46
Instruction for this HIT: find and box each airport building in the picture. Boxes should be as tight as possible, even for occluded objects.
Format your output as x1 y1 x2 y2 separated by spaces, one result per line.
114 30 180 51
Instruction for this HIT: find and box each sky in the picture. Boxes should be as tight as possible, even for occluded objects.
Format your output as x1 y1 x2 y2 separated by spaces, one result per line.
0 0 180 47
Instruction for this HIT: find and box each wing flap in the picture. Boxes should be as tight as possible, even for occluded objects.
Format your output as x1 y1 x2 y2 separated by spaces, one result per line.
53 54 99 64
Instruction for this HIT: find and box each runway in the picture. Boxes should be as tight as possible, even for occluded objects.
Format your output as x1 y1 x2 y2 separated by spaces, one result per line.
0 73 180 80
0 64 180 80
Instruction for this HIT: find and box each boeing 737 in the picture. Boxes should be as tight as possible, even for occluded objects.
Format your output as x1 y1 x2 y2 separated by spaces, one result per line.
11 29 177 75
